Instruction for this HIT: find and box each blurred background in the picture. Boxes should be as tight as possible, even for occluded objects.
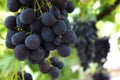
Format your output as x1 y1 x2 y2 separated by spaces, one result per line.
0 0 120 80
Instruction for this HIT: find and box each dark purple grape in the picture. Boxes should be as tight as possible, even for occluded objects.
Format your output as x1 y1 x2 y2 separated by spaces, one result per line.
30 18 43 33
11 31 27 45
20 8 36 24
38 60 50 74
52 0 68 9
45 42 57 51
30 48 45 61
19 0 33 6
24 72 33 80
41 12 56 26
62 30 77 44
16 71 33 80
59 16 71 30
53 36 62 45
50 57 64 69
44 51 50 58
28 56 40 64
16 14 29 30
7 0 21 12
34 33 44 43
25 34 41 50
60 9 68 17
14 44 29 61
49 6 60 18
56 0 68 7
50 56 59 63
41 27 56 42
53 20 67 35
48 67 60 78
5 41 15 49
6 29 16 44
55 61 64 69
65 1 75 13
4 16 16 30
57 44 71 57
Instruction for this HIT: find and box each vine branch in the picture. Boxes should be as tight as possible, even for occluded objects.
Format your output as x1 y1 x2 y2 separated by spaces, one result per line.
97 0 120 20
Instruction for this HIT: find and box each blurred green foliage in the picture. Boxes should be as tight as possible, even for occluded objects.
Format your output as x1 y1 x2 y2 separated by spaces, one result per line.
0 0 120 80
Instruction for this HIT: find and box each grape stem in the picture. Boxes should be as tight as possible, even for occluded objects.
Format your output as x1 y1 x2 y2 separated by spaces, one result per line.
36 0 42 15
21 62 25 80
12 60 18 80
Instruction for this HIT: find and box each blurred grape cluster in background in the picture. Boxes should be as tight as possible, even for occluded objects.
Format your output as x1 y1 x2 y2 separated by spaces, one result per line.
0 0 120 80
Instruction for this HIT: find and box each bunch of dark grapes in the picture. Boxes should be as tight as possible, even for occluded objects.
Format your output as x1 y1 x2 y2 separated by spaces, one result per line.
4 0 76 78
73 21 110 70
92 68 110 80
73 21 97 70
93 37 110 65
13 71 33 80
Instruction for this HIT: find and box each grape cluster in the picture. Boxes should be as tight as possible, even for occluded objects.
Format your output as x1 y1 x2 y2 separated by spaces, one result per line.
92 68 110 80
4 0 76 78
14 71 33 80
73 21 97 70
93 37 110 65
73 21 110 70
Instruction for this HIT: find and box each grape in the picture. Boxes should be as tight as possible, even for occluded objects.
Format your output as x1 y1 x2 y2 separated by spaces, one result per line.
6 41 15 49
30 18 43 33
19 0 33 5
20 8 36 24
45 42 57 51
53 20 67 35
16 71 33 80
25 34 41 50
50 57 64 69
62 30 77 44
93 71 110 80
14 44 29 61
65 1 75 13
49 6 60 18
60 9 68 17
4 16 16 30
48 67 60 78
16 14 29 30
11 31 27 45
53 36 62 45
53 0 68 8
41 27 56 42
44 51 50 58
28 56 40 64
50 56 59 63
7 0 21 12
24 72 33 80
41 12 56 26
56 0 68 6
39 60 50 74
6 29 16 44
57 44 71 57
30 48 45 61
55 61 64 69
34 33 44 43
59 16 71 30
